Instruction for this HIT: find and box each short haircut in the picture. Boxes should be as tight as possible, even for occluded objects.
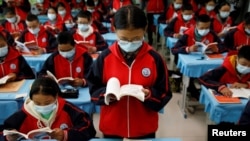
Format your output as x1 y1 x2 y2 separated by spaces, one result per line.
57 31 75 46
29 77 61 99
56 2 66 9
238 45 250 61
114 5 147 30
47 6 57 14
77 10 92 21
244 12 250 25
26 13 39 22
195 14 211 23
216 1 230 13
86 0 95 7
181 2 193 11
3 7 16 15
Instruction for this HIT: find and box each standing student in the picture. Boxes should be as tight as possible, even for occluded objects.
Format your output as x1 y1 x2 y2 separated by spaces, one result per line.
87 5 172 138
4 77 96 141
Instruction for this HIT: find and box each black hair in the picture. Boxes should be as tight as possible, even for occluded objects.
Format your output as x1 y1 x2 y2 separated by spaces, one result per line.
86 0 95 7
114 5 147 30
181 2 193 11
3 7 16 15
238 45 250 61
215 1 230 14
47 6 57 14
57 31 75 46
56 2 66 9
26 13 39 22
244 12 250 25
29 77 61 99
204 0 216 4
195 14 211 23
77 10 92 21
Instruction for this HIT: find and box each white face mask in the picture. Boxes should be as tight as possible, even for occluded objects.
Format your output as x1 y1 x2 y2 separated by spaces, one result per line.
78 24 89 32
58 10 66 16
34 102 57 115
37 0 44 3
6 16 17 23
219 11 230 18
236 63 250 74
118 39 143 53
0 46 8 57
174 3 182 10
47 13 57 21
59 48 75 58
206 5 215 11
87 9 94 13
182 14 193 21
197 29 210 36
65 23 75 29
28 27 40 35
94 1 98 6
245 28 250 35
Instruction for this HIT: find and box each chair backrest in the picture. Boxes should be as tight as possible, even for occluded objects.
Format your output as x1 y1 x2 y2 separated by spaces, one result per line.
0 101 18 125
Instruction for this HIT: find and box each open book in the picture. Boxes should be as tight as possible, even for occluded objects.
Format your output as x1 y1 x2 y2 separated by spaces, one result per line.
195 42 218 54
0 75 13 85
104 77 145 105
3 127 52 140
208 89 241 104
230 88 250 99
46 70 74 85
15 40 39 55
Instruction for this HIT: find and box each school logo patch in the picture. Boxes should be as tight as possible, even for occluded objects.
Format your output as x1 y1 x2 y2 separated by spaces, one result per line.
10 64 16 70
42 37 46 42
142 68 150 77
60 123 68 130
89 40 94 44
76 67 81 73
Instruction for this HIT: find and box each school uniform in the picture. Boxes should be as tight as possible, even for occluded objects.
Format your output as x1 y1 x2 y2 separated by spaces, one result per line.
44 17 66 35
199 55 250 91
165 4 181 22
2 16 27 39
86 41 172 138
197 7 216 19
0 46 35 80
18 26 58 53
4 97 96 141
211 15 233 34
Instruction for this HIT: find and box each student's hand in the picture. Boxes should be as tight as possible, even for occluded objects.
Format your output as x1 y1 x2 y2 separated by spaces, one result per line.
31 47 45 55
219 87 233 97
70 78 85 87
230 82 248 89
188 44 199 52
142 88 150 98
173 33 182 39
88 46 97 54
208 45 219 53
5 129 23 141
50 128 64 141
7 73 17 82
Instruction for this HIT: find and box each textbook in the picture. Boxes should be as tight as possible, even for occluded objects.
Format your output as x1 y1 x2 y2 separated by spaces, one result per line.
3 127 52 140
0 75 13 85
15 40 39 55
104 77 145 105
195 42 218 54
208 89 241 104
46 70 74 85
230 88 250 99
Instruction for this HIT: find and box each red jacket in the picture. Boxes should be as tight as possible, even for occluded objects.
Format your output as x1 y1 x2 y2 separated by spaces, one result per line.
44 17 65 35
165 4 181 22
112 0 131 11
146 0 165 13
18 26 58 53
1 16 26 35
4 0 31 20
87 41 172 137
0 46 35 79
197 7 216 19
38 46 93 80
4 97 96 141
212 16 233 34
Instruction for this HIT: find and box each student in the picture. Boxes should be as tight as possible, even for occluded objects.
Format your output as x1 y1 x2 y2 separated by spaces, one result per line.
18 13 58 54
73 10 108 54
164 3 196 39
3 77 96 141
2 7 27 41
56 2 73 24
171 14 224 100
223 12 250 56
196 0 216 19
86 5 172 138
199 45 250 97
211 1 233 39
0 32 35 81
38 31 93 88
165 0 183 24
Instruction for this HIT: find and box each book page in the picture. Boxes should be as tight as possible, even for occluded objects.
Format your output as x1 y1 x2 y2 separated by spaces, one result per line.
208 89 241 104
3 130 28 139
119 84 145 102
27 127 52 139
0 75 11 85
105 77 121 105
46 70 58 82
57 77 74 85
230 88 250 99
25 40 38 50
15 40 31 54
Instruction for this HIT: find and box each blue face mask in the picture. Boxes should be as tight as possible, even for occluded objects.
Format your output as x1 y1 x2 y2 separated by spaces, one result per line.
0 46 8 57
118 39 143 53
59 48 75 59
236 63 250 74
34 102 57 115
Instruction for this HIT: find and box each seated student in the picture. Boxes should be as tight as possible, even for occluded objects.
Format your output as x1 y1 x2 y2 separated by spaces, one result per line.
0 32 35 81
223 12 250 56
196 0 216 19
85 0 102 22
165 0 183 24
56 2 73 24
93 0 108 21
3 0 30 21
17 13 58 54
2 7 27 41
38 31 93 88
164 3 195 39
211 1 233 39
44 6 66 36
3 77 96 141
199 45 250 97
73 10 108 54
171 14 225 100
238 99 250 125
0 25 14 46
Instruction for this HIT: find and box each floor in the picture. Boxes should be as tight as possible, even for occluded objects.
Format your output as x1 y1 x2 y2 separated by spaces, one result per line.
92 35 208 141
